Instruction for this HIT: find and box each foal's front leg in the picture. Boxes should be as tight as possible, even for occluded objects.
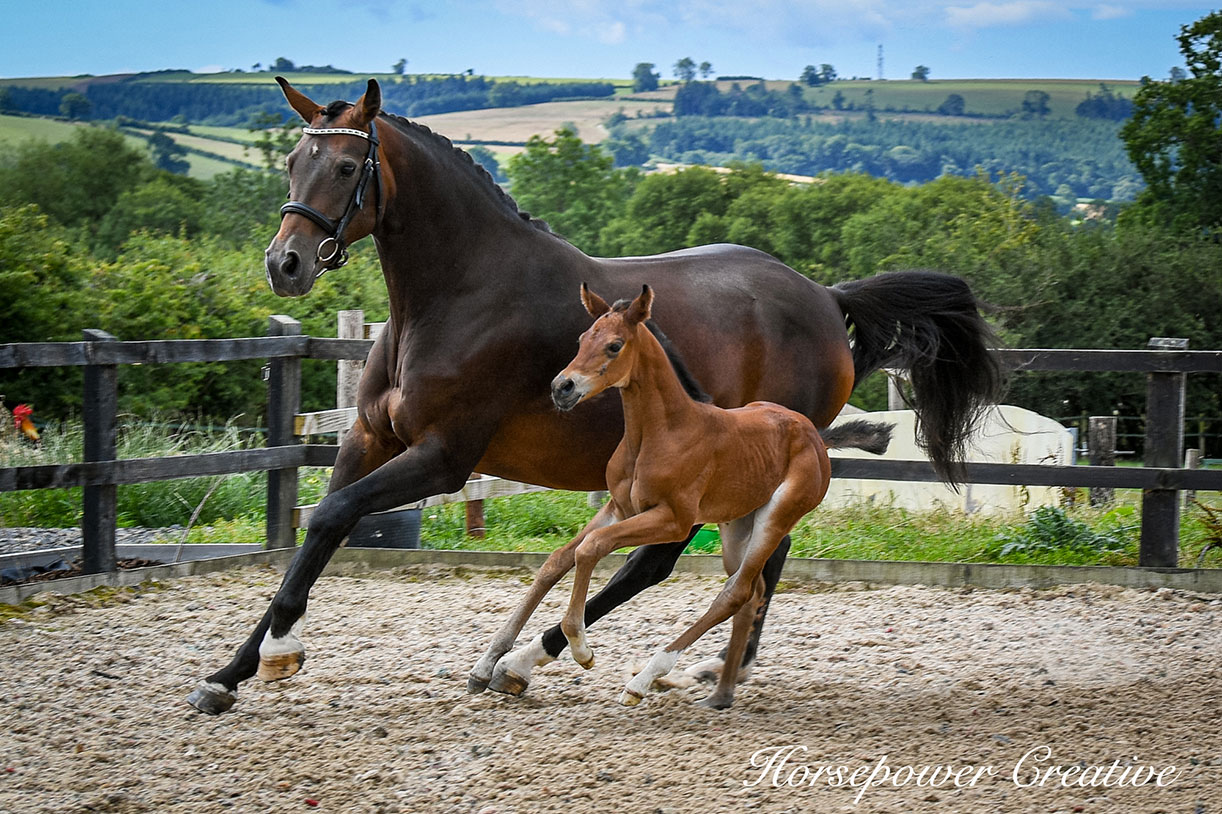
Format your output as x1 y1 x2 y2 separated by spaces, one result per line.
561 507 685 670
467 502 619 694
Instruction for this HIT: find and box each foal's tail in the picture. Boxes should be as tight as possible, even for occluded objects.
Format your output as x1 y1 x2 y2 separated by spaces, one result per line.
820 419 894 456
831 270 1005 485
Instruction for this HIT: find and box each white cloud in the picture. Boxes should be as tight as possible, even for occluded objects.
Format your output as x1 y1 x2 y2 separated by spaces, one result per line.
1091 4 1132 20
946 1 1072 29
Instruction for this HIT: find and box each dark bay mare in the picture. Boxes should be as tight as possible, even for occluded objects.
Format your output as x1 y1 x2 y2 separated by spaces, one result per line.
186 78 1003 715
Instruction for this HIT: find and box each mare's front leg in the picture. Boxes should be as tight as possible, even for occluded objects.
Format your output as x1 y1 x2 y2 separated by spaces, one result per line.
561 507 687 670
467 502 619 694
186 430 475 715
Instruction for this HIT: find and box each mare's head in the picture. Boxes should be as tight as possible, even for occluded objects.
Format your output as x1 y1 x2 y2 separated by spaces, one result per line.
265 77 385 297
552 284 654 411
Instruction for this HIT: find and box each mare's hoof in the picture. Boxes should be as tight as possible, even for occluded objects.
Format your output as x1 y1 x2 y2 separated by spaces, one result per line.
487 665 529 696
186 681 237 715
698 693 735 710
467 674 490 694
618 688 645 707
256 650 304 682
573 652 595 671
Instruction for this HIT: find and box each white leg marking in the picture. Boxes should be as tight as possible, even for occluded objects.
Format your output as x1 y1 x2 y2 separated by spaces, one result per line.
620 649 680 706
498 633 557 677
259 618 305 659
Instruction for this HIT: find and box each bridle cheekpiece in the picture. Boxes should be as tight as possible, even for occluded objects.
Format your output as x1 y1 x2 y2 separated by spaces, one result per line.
279 119 382 277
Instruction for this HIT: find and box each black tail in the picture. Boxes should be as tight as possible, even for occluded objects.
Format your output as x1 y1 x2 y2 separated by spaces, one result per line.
820 419 894 455
831 270 1005 485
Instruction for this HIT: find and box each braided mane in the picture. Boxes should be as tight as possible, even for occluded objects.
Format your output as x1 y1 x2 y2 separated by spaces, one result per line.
322 101 551 233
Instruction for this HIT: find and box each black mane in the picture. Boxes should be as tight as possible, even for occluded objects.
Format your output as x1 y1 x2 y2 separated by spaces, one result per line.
373 109 552 233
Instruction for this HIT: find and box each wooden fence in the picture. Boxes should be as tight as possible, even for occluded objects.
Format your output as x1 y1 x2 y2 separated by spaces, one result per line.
2 319 1220 575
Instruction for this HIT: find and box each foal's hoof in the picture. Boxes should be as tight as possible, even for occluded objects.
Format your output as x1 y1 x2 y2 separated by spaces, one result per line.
618 688 645 707
698 692 735 710
256 650 305 682
186 681 237 716
487 665 530 696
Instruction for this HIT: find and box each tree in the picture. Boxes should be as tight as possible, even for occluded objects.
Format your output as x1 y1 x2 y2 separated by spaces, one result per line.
392 58 407 75
0 87 12 113
1169 66 1187 82
674 57 697 83
1021 89 1051 117
271 57 296 73
819 64 837 84
505 128 636 252
937 93 965 116
632 63 660 93
1121 11 1222 231
58 92 91 120
911 65 930 82
0 127 151 228
465 145 504 183
146 132 190 174
800 65 820 86
699 61 713 80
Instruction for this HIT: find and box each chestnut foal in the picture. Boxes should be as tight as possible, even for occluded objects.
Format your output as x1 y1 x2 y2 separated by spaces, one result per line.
507 283 833 709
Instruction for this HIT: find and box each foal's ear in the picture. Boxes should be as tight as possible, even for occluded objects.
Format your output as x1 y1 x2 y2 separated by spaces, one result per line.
625 284 654 326
581 283 611 318
352 79 382 126
276 76 324 123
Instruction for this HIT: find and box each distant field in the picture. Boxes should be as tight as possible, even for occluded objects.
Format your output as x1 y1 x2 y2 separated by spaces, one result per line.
186 124 261 144
791 78 1141 119
413 97 671 145
0 114 149 154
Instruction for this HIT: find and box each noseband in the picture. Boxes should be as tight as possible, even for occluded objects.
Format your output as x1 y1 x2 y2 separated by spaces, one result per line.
280 120 382 276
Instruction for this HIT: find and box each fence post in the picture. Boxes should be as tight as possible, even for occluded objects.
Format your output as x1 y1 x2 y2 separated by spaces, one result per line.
336 309 363 448
1088 415 1116 507
82 329 118 574
1184 448 1202 510
266 316 302 550
1139 337 1188 568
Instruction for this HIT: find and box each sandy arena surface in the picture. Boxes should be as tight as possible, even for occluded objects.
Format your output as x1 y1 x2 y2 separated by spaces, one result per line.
0 565 1219 814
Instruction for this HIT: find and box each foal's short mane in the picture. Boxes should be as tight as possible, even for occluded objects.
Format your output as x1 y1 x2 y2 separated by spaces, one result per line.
319 101 552 233
607 299 712 404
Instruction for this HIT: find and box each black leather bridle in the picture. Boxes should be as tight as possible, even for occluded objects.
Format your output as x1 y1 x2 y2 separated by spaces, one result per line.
280 119 382 276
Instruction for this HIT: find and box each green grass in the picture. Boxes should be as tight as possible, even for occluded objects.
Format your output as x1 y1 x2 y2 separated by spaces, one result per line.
0 114 93 146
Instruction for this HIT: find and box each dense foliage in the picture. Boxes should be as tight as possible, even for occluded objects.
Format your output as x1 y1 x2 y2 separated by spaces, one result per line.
617 115 1141 200
1120 11 1222 232
0 75 616 127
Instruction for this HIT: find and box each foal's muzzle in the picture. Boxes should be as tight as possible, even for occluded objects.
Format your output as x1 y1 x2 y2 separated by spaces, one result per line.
551 375 583 412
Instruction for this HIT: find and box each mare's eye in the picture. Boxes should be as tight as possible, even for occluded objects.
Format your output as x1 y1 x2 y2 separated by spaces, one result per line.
340 162 357 177
607 340 624 356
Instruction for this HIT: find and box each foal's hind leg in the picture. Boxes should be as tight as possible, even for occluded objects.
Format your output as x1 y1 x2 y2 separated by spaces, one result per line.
685 534 790 685
700 575 764 710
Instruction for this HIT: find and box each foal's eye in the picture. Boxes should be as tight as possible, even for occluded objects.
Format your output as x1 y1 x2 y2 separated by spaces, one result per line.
607 340 624 356
340 162 357 177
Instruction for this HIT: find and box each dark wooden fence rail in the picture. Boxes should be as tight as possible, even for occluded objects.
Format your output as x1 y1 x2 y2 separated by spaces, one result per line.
2 319 1220 574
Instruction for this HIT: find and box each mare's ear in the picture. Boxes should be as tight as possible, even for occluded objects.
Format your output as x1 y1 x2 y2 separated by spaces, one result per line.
352 79 382 126
581 283 611 318
276 76 324 123
625 285 654 326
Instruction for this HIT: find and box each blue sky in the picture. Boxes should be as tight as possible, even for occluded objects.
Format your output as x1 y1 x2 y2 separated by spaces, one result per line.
1 1 1214 82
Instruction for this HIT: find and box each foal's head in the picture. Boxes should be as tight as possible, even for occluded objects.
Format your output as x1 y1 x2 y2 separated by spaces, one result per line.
551 284 653 412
